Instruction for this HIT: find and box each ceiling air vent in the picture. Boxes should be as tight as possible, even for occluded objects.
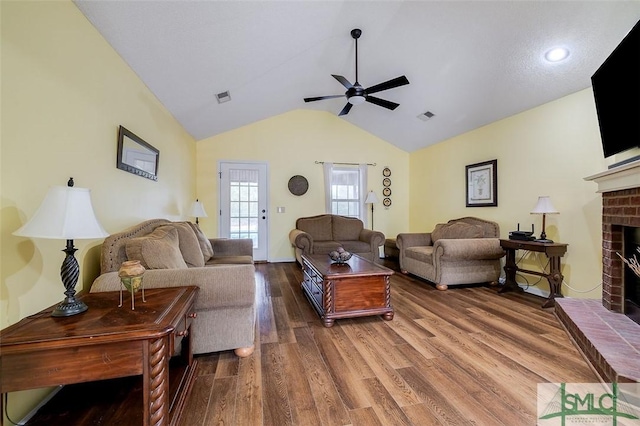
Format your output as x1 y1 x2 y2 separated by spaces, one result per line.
216 91 231 104
417 111 435 121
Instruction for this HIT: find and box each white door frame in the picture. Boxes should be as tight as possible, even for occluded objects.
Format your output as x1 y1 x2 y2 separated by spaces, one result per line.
218 161 269 262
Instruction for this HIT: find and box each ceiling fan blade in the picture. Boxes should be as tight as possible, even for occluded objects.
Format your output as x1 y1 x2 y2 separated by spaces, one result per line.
365 75 410 95
304 95 345 102
338 103 353 116
332 74 353 89
366 96 400 110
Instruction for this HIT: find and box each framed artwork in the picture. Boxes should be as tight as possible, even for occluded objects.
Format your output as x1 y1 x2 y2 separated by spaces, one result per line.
117 125 159 181
466 159 497 207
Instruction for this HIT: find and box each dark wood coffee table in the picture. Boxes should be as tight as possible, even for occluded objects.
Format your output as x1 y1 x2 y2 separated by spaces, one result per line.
301 254 394 327
0 286 199 426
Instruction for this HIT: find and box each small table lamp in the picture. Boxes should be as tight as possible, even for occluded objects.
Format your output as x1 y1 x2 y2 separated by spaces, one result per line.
13 178 108 317
364 191 379 230
189 199 207 225
531 196 559 243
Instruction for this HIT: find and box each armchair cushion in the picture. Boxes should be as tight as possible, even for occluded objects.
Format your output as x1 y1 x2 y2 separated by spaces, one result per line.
431 222 483 242
125 226 188 270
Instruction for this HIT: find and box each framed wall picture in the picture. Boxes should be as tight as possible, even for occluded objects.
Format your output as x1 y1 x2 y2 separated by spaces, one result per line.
466 159 497 207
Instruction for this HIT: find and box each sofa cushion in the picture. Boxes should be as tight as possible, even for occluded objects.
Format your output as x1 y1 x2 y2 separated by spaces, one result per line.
431 222 484 242
332 215 363 241
206 255 254 265
187 222 214 262
340 240 371 254
125 226 188 270
169 223 205 267
298 215 333 241
313 240 343 255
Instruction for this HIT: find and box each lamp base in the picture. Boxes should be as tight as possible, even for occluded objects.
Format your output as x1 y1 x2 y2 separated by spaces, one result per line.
52 297 88 317
535 238 554 244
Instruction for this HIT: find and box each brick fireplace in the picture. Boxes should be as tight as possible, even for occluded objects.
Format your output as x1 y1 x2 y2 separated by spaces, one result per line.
552 162 640 384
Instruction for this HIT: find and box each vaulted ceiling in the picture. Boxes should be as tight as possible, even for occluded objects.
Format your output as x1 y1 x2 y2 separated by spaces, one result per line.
74 1 640 152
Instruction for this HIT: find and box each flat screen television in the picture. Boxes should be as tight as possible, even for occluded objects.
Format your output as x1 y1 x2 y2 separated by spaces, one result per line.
591 19 640 158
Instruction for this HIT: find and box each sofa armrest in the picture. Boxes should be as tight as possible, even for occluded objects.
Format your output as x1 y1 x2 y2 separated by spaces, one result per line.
90 264 256 310
358 229 385 248
210 238 253 257
433 238 505 261
289 229 313 253
396 233 432 250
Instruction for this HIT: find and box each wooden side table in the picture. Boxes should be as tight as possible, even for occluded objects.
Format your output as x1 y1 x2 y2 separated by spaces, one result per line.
0 286 199 426
499 239 568 308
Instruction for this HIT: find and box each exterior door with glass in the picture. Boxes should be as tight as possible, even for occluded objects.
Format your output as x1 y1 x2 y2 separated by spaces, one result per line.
219 162 268 261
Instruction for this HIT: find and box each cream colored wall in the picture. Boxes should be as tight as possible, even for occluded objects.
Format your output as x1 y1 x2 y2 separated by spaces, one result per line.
1 2 195 420
409 89 613 299
196 109 410 261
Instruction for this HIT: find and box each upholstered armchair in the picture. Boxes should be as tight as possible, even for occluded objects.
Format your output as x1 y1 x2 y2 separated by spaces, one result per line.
396 217 505 290
289 214 385 264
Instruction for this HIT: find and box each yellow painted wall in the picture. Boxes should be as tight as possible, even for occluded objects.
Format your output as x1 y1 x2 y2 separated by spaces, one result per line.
409 89 614 299
1 1 195 420
196 109 410 261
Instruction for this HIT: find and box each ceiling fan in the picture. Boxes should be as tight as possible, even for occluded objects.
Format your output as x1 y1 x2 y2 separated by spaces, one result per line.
304 28 409 116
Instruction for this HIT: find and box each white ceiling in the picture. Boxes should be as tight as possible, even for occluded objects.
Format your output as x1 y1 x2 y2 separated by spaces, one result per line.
74 1 640 153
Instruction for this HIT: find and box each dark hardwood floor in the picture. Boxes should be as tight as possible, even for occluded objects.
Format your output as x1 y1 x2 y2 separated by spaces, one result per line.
178 260 598 426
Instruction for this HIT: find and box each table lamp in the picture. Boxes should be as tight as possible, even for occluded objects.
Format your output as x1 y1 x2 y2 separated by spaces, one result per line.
189 199 207 224
530 196 559 243
364 191 379 230
13 178 108 316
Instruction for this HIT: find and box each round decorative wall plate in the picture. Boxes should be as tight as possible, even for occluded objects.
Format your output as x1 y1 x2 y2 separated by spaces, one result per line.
383 167 391 177
383 197 392 207
383 178 391 187
383 187 391 197
288 175 309 196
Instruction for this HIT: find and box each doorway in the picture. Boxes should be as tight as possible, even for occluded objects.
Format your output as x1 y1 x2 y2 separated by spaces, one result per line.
219 161 268 261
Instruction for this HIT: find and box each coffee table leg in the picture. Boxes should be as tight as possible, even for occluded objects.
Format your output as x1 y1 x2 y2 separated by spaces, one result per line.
323 318 335 327
383 312 394 321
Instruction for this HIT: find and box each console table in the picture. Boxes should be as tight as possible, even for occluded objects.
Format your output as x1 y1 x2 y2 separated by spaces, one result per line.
0 286 199 426
499 239 568 308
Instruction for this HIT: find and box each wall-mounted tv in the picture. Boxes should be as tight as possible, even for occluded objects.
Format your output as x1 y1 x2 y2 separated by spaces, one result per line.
591 19 640 159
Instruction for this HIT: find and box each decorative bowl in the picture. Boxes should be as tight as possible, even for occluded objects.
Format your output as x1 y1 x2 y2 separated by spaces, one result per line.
329 248 352 264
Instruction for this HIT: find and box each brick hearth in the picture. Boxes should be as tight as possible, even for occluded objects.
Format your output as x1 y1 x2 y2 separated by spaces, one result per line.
558 164 640 384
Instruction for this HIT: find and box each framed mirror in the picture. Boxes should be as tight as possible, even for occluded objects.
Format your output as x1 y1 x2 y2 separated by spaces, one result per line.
117 126 159 181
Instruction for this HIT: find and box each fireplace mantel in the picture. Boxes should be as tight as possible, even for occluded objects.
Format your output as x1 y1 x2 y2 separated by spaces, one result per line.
584 159 640 193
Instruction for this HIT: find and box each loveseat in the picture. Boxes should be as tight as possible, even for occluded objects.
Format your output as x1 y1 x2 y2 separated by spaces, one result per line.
396 217 505 290
289 214 385 264
90 219 257 357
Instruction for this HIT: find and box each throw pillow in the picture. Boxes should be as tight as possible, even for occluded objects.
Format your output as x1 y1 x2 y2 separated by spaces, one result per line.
186 221 214 262
431 222 484 242
125 226 188 270
169 223 205 267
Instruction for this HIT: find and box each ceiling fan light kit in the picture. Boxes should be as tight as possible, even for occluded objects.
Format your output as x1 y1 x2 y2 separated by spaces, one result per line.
304 28 409 116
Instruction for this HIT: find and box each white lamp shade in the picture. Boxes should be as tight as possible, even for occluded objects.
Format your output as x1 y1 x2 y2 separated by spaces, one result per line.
189 200 208 218
364 191 379 204
13 186 108 240
530 196 559 214
348 95 366 105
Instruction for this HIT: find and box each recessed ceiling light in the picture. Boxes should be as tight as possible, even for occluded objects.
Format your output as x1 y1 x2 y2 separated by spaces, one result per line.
544 47 570 63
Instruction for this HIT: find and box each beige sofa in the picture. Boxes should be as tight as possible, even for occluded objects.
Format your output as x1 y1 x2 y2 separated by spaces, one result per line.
90 219 256 357
289 214 385 264
396 217 505 290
